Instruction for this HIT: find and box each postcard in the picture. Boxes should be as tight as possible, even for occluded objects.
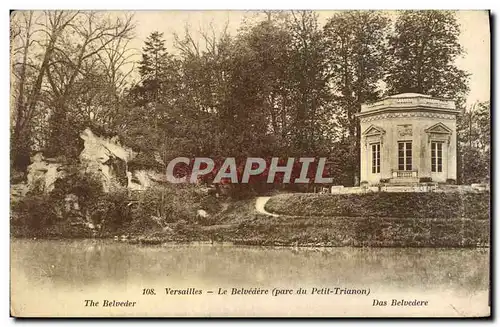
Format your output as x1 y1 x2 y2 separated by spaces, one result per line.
9 9 490 317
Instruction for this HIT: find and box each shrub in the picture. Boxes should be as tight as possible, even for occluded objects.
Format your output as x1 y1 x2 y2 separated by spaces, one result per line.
146 186 197 221
12 170 124 233
446 179 457 185
128 184 221 230
11 170 25 184
379 178 390 184
89 190 131 230
51 170 104 209
11 194 58 229
419 177 432 183
226 184 257 200
12 172 226 235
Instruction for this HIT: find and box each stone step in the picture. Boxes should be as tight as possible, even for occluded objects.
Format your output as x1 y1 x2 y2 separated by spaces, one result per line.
389 178 419 184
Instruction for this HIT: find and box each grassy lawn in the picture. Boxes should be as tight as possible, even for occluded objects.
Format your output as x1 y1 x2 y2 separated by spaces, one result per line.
245 192 490 247
265 192 490 219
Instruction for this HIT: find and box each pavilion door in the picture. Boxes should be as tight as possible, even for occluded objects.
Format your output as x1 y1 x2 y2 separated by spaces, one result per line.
398 142 412 171
431 141 446 179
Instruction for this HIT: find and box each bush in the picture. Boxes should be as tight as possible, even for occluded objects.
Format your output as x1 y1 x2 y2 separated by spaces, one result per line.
133 186 196 222
127 184 222 231
11 170 124 234
225 184 258 200
11 195 58 229
89 190 131 230
11 172 225 236
51 171 104 208
11 170 25 184
265 192 490 220
446 179 457 185
419 177 432 183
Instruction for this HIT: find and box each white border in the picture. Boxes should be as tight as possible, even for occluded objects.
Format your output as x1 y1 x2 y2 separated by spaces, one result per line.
1 1 497 325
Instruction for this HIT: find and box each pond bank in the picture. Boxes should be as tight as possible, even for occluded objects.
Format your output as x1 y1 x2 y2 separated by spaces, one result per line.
11 192 490 248
11 216 490 248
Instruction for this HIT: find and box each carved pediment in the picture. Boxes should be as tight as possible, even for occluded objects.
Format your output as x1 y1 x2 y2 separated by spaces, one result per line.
425 122 452 134
363 125 385 147
362 125 385 137
425 122 452 144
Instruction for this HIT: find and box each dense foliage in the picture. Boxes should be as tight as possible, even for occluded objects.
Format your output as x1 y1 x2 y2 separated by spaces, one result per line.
10 10 487 186
11 170 222 235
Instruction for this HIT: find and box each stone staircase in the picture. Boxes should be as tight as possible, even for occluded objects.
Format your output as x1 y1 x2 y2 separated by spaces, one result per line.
388 177 419 185
389 170 419 185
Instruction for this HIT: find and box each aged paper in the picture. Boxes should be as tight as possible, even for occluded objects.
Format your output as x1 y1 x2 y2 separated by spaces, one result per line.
10 10 490 318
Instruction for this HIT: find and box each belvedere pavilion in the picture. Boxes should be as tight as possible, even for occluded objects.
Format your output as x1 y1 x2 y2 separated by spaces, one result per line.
356 93 459 185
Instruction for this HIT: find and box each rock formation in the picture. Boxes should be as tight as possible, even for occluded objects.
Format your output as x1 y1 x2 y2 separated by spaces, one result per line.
79 128 135 192
26 152 65 193
20 128 167 196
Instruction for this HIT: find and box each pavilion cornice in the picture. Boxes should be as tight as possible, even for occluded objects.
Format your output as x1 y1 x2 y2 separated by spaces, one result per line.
355 106 460 119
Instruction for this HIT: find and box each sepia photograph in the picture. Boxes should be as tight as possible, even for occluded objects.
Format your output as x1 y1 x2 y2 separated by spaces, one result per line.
9 9 491 317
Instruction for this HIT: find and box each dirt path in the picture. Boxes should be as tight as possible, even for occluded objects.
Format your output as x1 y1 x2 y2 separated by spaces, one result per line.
255 196 279 217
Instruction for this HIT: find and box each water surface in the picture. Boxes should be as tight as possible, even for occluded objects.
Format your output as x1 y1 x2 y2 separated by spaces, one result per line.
11 239 490 317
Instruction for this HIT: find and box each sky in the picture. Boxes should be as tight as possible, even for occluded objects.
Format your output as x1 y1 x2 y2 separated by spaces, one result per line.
123 10 490 107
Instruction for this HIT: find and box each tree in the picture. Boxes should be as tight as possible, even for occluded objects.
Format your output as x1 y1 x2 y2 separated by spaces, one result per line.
11 11 136 165
139 31 167 79
243 18 288 139
92 36 138 127
458 101 490 184
136 31 176 103
43 11 134 157
121 25 231 163
385 10 469 105
10 11 79 170
286 11 331 155
323 10 390 185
